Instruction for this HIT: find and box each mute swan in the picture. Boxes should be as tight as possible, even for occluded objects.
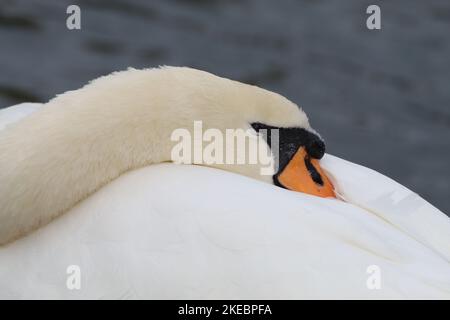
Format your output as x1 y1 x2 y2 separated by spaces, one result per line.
0 68 449 299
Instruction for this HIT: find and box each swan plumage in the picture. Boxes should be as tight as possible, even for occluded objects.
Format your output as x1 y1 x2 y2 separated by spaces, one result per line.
0 102 449 299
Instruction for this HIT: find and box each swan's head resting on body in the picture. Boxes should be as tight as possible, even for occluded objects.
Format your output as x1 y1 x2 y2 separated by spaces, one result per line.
0 66 335 245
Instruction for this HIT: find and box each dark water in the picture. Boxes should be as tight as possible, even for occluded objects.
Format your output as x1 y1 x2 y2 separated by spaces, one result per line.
1 0 449 215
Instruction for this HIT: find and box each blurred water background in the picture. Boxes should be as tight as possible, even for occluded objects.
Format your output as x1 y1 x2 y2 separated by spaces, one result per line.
0 0 449 214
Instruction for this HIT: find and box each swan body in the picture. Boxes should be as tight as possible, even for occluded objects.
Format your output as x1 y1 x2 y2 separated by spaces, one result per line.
0 103 449 298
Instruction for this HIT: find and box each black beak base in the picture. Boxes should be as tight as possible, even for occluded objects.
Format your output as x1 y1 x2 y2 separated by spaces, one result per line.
305 136 325 160
251 122 326 160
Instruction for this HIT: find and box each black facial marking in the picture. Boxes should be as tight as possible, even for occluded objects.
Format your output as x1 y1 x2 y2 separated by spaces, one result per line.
305 136 325 160
251 122 325 162
251 122 326 188
304 155 324 186
250 122 276 148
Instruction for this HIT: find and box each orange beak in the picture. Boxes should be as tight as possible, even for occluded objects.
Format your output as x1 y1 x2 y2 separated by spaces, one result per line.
275 147 336 198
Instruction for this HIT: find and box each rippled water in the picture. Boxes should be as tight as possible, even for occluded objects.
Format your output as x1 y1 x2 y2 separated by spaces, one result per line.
1 0 449 214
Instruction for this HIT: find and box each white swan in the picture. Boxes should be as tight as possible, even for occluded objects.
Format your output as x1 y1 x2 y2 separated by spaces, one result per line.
0 68 449 299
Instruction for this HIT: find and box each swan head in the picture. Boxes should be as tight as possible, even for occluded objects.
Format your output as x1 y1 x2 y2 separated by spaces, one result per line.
249 122 334 197
166 67 335 197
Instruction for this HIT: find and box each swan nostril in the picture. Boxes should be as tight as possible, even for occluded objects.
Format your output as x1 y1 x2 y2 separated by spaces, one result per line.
307 139 325 159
